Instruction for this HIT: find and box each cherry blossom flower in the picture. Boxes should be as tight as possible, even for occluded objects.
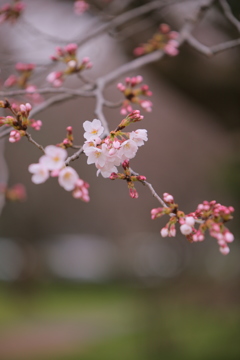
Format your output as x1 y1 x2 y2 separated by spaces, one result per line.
83 117 148 178
28 162 49 184
40 145 67 171
120 139 138 159
58 166 79 191
130 129 148 146
83 119 104 140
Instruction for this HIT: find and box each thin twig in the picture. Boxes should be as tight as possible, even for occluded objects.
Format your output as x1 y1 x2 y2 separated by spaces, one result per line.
25 132 45 153
65 146 84 166
0 87 94 98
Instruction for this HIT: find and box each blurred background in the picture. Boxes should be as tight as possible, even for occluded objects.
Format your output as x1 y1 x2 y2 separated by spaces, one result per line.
0 0 240 359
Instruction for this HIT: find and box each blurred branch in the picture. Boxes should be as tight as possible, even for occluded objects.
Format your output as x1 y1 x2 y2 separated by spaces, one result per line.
187 34 240 56
0 87 94 98
219 0 240 32
77 0 181 46
20 18 72 45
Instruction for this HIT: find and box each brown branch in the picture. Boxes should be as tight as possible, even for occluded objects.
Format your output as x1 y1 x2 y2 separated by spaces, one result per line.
25 132 45 153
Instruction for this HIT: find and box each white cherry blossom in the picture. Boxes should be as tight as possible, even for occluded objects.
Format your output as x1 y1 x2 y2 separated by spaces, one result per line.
28 162 49 184
120 139 138 159
40 145 67 171
58 166 79 191
83 119 104 140
130 129 148 146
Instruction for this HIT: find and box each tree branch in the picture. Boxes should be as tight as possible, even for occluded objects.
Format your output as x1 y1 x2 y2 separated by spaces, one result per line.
25 132 45 153
219 0 240 33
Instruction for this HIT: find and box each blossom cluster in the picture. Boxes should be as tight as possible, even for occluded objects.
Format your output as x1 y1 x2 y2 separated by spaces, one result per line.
0 0 25 24
82 112 147 178
151 193 235 255
29 145 90 202
0 183 26 201
117 76 153 115
47 43 92 87
0 101 42 142
58 126 74 149
134 23 179 57
4 62 35 88
4 62 42 104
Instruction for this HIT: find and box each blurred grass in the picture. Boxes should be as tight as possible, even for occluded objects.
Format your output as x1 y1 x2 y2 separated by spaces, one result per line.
0 281 240 360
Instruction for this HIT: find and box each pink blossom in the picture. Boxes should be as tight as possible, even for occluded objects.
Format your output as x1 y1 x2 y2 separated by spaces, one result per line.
4 74 17 87
58 167 79 191
163 192 174 203
40 145 67 171
65 43 78 55
219 246 230 255
28 162 49 184
30 120 42 131
129 188 138 199
185 216 195 227
120 139 138 160
140 100 152 112
161 227 169 237
72 178 90 202
15 62 35 71
74 0 89 15
180 224 192 235
46 71 64 87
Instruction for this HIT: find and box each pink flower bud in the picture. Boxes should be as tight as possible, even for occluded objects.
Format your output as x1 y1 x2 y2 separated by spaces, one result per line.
224 232 234 243
137 175 146 181
160 227 169 237
9 130 21 143
25 103 32 112
133 47 145 56
65 43 78 54
20 104 26 113
159 23 170 34
163 192 174 203
122 160 129 169
219 246 230 255
109 172 118 180
185 216 195 227
129 188 138 199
